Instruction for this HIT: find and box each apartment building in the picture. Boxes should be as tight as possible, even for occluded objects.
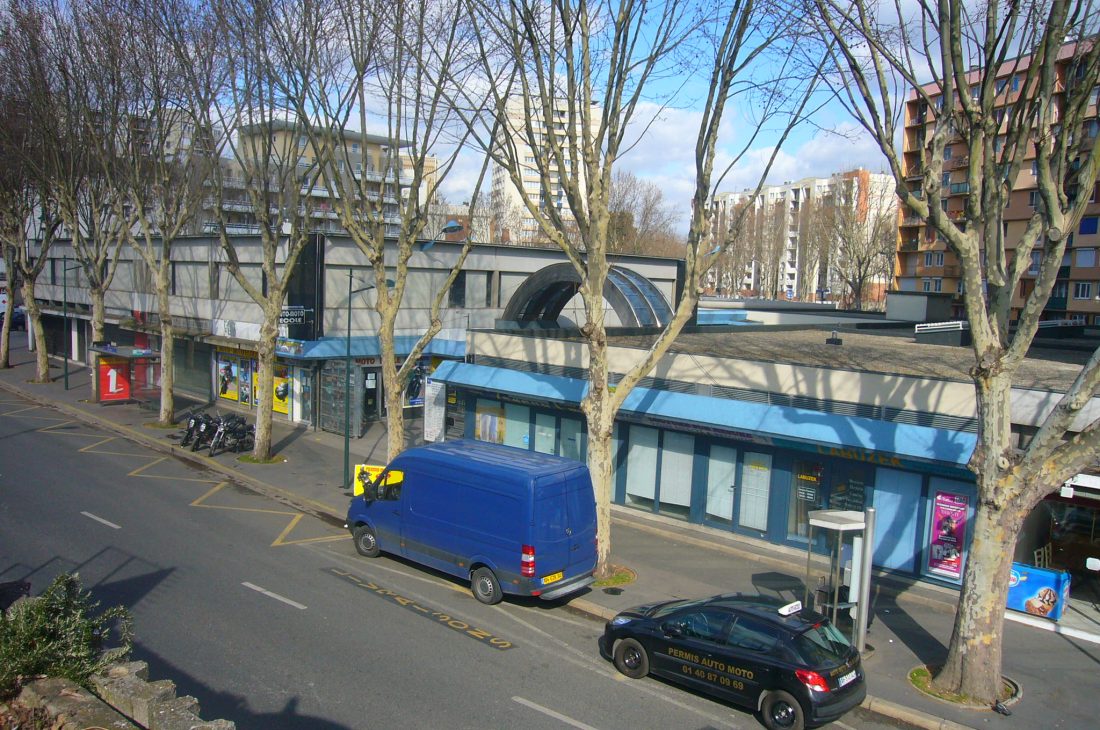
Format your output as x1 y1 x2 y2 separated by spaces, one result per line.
489 97 595 243
201 120 435 239
711 169 895 304
898 46 1100 324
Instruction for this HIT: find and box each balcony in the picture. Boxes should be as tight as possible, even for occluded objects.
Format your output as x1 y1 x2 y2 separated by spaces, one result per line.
899 238 920 252
901 215 924 227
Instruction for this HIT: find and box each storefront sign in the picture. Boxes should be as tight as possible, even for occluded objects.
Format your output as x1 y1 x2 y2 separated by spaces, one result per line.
278 307 311 325
98 357 131 402
928 491 969 580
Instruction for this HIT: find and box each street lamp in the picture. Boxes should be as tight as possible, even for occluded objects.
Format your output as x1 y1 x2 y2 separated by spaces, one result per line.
61 256 82 390
342 271 394 489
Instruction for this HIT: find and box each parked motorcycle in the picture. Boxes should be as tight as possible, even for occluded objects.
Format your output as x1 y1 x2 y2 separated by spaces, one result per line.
209 414 253 456
179 413 201 447
190 413 219 452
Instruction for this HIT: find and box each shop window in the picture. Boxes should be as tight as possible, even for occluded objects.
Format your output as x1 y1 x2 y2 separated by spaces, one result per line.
624 425 658 509
658 432 694 520
474 398 505 444
502 403 530 450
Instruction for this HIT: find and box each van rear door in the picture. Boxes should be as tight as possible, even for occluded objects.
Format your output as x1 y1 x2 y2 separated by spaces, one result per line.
534 483 572 589
565 472 598 573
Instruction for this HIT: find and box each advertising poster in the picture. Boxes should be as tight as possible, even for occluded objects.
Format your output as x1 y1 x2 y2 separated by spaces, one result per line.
353 464 386 497
1006 563 1071 621
273 365 290 415
218 356 239 401
239 361 252 405
403 363 426 408
98 357 131 403
928 491 969 579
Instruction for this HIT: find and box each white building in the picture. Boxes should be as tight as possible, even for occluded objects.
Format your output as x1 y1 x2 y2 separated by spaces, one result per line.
489 97 596 243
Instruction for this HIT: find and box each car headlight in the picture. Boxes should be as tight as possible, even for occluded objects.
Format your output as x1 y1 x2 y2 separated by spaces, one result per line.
610 615 634 627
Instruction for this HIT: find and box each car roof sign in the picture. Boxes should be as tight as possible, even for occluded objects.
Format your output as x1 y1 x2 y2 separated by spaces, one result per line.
778 600 802 616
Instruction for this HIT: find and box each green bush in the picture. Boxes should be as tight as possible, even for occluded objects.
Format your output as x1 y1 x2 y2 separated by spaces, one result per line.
0 573 133 699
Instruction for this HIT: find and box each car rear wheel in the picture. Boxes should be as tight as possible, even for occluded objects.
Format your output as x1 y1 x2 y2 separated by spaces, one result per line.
471 567 503 605
352 525 380 557
613 638 650 679
762 690 805 730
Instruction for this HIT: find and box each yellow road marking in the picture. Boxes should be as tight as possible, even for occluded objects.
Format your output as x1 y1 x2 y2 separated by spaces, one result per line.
3 405 54 416
79 436 120 452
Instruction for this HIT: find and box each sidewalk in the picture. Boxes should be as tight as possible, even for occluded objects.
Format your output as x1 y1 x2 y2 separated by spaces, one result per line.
2 340 1096 730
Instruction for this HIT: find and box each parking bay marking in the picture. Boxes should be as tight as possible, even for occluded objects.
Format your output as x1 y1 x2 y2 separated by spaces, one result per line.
242 582 307 610
81 511 121 529
329 568 515 651
512 697 600 730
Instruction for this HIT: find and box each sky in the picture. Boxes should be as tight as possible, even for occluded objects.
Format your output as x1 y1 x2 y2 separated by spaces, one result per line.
435 90 893 237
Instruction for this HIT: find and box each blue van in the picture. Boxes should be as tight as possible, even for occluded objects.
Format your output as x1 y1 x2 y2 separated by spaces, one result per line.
345 440 598 605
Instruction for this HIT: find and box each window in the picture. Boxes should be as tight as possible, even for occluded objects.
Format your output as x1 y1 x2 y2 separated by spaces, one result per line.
298 135 306 148
924 251 944 267
933 278 943 292
944 146 953 160
1076 248 1097 268
1074 282 1093 299
995 78 1008 94
1012 75 1021 92
970 85 980 100
1029 190 1039 208
351 142 360 153
942 172 951 187
1081 217 1099 235
1031 160 1038 176
1029 251 1042 275
728 616 780 653
668 608 732 644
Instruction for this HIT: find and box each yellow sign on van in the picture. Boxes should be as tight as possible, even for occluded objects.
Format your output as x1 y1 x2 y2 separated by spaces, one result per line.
354 464 386 496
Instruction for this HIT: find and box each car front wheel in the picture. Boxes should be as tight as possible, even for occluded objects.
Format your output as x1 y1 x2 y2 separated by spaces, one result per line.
613 638 650 679
761 689 805 730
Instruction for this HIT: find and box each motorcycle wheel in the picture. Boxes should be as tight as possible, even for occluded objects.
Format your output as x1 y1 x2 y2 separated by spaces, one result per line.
180 432 192 447
209 434 222 457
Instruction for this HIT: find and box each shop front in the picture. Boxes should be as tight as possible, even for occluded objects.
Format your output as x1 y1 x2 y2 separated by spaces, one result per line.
429 360 981 582
214 347 306 423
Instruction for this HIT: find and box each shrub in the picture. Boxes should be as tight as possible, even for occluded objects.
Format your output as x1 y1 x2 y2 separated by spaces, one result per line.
0 573 133 699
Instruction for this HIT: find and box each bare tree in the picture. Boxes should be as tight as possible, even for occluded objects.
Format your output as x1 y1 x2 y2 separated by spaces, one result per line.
291 0 489 462
815 0 1100 703
201 0 321 461
608 170 681 255
461 0 821 575
824 173 897 310
0 0 66 382
120 0 220 425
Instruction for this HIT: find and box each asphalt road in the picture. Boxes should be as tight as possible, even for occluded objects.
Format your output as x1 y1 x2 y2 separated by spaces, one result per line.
0 393 915 730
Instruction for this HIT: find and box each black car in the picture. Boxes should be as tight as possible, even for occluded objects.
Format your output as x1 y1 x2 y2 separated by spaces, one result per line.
599 595 866 730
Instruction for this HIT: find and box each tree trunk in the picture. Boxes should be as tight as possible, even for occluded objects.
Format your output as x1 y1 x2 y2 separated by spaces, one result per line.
90 289 107 398
933 368 1019 704
932 501 1024 703
0 297 12 369
251 313 278 460
22 278 50 382
585 409 615 579
384 373 405 462
159 318 176 422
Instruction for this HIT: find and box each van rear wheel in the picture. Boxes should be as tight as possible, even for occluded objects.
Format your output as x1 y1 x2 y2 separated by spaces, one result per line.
352 525 380 558
471 567 503 605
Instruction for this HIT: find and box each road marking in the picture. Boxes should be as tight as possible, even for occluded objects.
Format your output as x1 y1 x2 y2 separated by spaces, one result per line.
242 582 307 610
512 697 600 730
81 511 121 529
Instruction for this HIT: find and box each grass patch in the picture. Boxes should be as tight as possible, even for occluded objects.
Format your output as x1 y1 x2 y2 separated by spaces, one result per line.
593 565 636 587
908 665 1015 706
237 454 284 465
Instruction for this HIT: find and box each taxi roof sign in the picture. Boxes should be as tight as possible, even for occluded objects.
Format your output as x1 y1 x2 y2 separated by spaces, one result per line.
778 600 802 616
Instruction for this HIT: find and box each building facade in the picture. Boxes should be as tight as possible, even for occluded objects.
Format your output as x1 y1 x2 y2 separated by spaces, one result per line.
898 47 1100 324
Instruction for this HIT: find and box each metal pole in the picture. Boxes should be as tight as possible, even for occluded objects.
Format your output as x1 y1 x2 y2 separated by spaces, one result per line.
856 507 876 654
63 256 69 390
343 269 352 489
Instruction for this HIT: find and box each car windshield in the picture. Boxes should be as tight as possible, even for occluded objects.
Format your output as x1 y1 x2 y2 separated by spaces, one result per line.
792 620 852 665
650 598 710 619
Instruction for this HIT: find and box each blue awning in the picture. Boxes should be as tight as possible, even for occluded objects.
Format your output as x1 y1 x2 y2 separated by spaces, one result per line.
431 362 976 468
275 334 464 361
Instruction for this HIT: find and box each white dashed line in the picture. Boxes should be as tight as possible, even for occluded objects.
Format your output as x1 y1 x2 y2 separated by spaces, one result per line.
80 511 120 529
242 582 307 610
513 696 600 730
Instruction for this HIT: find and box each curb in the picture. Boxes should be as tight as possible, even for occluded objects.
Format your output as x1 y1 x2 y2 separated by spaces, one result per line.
860 696 976 730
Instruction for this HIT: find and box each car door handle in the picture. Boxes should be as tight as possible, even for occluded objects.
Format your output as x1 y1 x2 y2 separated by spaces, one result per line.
565 527 573 535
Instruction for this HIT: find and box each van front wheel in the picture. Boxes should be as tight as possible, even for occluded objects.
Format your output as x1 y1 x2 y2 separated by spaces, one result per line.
352 525 380 558
471 567 503 605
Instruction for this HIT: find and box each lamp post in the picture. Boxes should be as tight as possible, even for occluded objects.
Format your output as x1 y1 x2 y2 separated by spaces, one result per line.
61 256 81 390
344 272 373 489
418 219 465 252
